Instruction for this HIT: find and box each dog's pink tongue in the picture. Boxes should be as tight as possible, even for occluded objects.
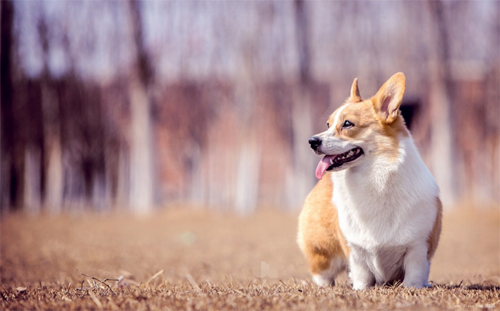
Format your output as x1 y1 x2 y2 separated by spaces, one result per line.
315 155 335 180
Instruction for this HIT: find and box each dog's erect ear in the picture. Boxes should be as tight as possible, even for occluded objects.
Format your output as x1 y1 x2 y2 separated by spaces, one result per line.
373 72 406 124
348 78 362 102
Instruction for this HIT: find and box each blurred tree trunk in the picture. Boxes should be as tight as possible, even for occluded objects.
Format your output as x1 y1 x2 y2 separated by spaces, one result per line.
426 0 456 207
41 84 63 213
234 47 261 215
0 0 19 211
115 146 129 208
494 2 500 203
38 17 63 214
23 80 45 214
24 146 41 214
288 0 315 209
235 141 261 214
485 1 500 204
127 0 154 213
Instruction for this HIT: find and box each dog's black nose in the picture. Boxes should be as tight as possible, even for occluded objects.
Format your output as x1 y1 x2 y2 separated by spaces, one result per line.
308 136 322 150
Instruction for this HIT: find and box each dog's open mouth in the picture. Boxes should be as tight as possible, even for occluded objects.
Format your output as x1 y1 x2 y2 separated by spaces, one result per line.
315 147 364 180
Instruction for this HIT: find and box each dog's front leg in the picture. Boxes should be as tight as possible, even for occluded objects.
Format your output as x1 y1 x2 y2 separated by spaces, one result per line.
349 250 375 290
402 242 430 288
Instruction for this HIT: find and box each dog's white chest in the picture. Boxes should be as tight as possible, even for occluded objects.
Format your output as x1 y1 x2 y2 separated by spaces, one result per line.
331 137 439 250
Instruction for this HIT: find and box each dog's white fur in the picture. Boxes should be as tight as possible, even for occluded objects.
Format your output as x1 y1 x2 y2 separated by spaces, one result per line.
331 136 439 289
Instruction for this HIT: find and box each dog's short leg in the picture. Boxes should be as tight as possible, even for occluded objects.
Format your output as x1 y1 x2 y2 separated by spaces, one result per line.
310 256 346 286
402 242 430 288
349 251 375 290
312 274 335 287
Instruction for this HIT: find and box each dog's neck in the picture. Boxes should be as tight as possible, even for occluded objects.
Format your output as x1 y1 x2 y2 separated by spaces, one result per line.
331 136 438 209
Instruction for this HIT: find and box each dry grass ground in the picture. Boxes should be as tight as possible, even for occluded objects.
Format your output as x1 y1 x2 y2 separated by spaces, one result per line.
1 204 499 310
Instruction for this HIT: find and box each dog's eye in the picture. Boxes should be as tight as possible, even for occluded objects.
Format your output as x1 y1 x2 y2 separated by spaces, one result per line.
326 122 330 128
342 120 354 128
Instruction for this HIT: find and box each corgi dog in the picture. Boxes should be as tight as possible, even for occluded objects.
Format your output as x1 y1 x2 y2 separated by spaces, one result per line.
297 73 442 289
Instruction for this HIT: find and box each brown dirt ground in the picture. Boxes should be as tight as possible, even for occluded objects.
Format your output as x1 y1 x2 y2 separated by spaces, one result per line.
1 204 499 310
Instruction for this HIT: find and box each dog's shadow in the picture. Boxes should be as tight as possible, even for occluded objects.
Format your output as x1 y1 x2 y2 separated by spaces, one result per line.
430 281 500 291
343 280 500 291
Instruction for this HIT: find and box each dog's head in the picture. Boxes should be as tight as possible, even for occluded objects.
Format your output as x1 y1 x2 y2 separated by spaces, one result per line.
310 72 409 180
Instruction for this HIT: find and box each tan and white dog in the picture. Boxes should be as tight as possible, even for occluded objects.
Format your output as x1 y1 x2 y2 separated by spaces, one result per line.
297 73 442 289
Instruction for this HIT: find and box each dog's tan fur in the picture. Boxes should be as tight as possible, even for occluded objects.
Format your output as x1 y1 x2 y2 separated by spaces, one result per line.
298 173 348 276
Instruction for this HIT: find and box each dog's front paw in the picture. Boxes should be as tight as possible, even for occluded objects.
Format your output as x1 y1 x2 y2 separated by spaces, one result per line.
352 281 371 290
402 280 428 289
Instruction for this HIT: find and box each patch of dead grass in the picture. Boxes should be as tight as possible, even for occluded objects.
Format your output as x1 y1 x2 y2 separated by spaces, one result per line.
1 205 499 310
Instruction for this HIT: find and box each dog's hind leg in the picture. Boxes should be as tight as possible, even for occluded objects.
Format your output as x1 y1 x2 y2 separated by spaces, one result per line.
310 255 348 286
297 175 349 286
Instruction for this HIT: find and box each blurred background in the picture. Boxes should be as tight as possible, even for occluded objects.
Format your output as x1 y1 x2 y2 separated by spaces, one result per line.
1 0 499 215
